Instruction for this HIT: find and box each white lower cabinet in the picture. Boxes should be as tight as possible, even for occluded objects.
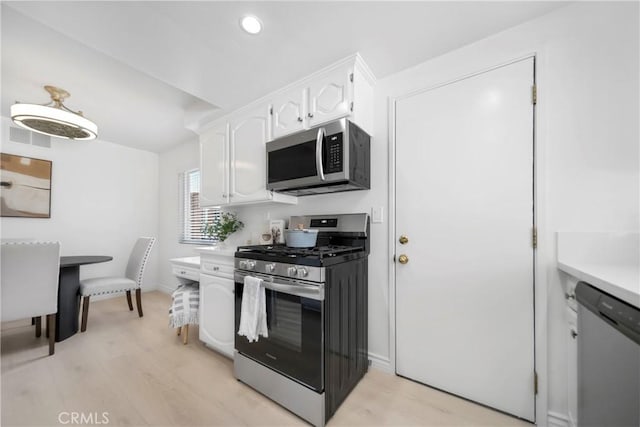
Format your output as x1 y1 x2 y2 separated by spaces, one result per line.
199 273 234 358
197 249 235 359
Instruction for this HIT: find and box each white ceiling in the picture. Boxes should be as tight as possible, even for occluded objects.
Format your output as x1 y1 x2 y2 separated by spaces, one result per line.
2 1 569 153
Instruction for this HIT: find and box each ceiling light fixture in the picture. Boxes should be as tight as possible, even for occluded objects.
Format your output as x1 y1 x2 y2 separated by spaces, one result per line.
240 15 263 35
10 85 98 140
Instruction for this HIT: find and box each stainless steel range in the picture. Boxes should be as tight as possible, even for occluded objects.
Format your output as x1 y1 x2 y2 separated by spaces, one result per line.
234 213 369 427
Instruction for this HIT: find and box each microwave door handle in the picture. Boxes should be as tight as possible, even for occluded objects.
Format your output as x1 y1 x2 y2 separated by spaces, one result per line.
315 127 326 181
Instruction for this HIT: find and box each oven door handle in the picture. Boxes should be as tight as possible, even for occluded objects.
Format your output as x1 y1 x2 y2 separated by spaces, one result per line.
235 272 324 301
315 127 326 181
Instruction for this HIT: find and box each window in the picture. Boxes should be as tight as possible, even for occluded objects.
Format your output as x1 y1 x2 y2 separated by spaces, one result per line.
180 169 220 244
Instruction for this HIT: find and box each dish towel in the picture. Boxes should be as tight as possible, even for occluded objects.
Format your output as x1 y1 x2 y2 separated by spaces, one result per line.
168 282 200 328
237 275 268 342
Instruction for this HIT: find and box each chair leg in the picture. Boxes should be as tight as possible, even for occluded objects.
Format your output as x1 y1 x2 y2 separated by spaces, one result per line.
47 314 55 356
176 327 181 336
182 325 189 345
135 289 143 317
126 290 134 311
81 296 90 332
35 316 42 337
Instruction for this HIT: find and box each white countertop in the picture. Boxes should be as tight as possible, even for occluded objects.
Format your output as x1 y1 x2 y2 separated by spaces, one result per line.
169 256 201 268
195 246 236 257
557 232 640 308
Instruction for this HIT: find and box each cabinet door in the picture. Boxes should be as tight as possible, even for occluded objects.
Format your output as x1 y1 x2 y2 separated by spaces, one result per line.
271 90 305 139
199 274 234 358
307 67 352 127
200 124 229 206
229 106 270 203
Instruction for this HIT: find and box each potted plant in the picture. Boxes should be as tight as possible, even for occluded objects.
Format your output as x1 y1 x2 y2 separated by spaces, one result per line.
203 212 244 245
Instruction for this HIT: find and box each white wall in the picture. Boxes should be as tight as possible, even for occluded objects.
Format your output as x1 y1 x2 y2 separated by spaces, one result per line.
0 117 160 288
156 139 200 293
156 1 638 423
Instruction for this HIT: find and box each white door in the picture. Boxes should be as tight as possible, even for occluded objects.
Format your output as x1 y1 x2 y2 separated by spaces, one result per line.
200 123 228 206
395 58 535 421
307 67 351 128
199 274 234 358
229 106 270 203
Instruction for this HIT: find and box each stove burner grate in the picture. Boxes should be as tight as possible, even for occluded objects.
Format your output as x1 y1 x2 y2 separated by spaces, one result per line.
236 244 362 259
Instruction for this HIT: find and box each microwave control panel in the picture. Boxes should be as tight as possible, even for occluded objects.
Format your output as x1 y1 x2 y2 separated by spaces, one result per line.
325 133 343 173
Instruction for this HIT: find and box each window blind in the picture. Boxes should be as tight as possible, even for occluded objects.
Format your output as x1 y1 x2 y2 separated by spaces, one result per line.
179 169 220 244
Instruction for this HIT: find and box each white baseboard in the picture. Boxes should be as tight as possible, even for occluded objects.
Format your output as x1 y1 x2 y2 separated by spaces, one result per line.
368 352 392 373
548 411 570 427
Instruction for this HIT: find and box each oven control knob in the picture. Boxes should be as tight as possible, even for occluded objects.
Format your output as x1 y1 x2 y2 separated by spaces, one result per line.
266 263 276 273
246 261 256 270
297 267 309 278
239 260 247 269
287 267 297 277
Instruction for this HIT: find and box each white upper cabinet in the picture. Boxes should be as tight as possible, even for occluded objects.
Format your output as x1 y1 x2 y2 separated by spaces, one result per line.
271 91 305 139
200 123 229 206
307 66 351 128
270 54 375 139
229 106 270 204
197 54 374 207
200 106 296 207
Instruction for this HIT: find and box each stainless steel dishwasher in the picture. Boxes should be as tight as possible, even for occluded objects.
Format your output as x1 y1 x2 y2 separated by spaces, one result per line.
576 281 640 427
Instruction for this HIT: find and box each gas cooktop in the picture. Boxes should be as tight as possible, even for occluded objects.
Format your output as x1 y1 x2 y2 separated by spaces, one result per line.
235 244 366 267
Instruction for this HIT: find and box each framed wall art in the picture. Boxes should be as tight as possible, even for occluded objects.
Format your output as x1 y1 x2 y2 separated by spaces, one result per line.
0 153 52 218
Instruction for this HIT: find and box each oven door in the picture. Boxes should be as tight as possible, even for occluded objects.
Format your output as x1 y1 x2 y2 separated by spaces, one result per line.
234 271 324 392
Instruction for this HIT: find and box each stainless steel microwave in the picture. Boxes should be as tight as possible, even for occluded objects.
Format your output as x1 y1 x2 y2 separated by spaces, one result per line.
266 118 370 196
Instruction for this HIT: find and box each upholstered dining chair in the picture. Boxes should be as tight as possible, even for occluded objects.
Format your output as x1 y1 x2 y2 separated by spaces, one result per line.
79 237 155 332
1 241 60 356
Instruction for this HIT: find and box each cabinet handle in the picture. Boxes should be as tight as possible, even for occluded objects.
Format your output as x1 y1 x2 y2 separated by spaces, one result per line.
297 117 303 122
222 193 227 198
570 329 578 339
307 113 314 118
213 266 219 271
565 293 576 301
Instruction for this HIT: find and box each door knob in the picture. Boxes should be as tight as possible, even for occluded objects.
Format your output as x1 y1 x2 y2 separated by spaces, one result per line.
399 235 409 245
398 254 409 264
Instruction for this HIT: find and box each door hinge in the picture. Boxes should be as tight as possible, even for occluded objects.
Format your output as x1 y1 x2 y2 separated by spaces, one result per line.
534 371 538 395
532 227 538 249
349 73 354 83
531 85 537 105
350 102 354 112
393 254 396 263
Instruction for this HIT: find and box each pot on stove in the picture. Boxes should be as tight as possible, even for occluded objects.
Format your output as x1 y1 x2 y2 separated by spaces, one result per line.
285 228 319 247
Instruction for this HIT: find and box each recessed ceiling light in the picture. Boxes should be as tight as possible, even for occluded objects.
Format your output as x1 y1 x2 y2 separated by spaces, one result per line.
240 15 263 35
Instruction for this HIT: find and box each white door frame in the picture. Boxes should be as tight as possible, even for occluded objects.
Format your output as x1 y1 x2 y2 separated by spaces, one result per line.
387 53 549 424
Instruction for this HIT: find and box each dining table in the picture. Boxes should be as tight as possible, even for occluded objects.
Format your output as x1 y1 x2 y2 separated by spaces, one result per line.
57 255 112 342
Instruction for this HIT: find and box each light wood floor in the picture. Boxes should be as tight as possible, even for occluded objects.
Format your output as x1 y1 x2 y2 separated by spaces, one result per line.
1 291 531 427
